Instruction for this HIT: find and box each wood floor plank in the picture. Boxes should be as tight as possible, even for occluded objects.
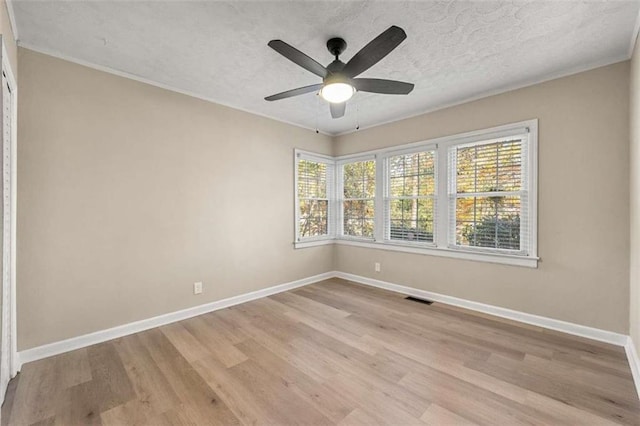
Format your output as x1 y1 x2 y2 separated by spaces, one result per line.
219 308 340 382
85 342 137 413
114 334 182 417
337 408 387 426
227 358 334 425
159 322 210 363
181 316 248 368
136 329 241 426
53 380 103 426
200 312 251 346
3 278 639 425
420 403 478 426
193 355 275 425
234 338 354 423
8 357 65 424
466 352 640 425
1 373 19 426
400 370 559 425
326 373 425 425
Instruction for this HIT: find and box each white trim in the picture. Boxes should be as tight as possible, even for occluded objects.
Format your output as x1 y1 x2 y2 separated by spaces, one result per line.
334 123 538 162
18 43 331 137
16 271 335 367
4 1 18 42
7 50 16 381
335 121 534 160
294 238 334 249
15 270 632 376
629 7 640 58
625 337 640 400
294 149 335 245
444 125 536 259
17 42 627 138
335 271 628 346
528 122 539 260
337 155 376 240
0 39 16 407
328 119 539 268
334 239 538 268
333 55 628 137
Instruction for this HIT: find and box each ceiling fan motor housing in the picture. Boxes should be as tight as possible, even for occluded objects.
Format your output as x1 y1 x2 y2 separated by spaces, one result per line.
323 70 351 87
326 37 347 58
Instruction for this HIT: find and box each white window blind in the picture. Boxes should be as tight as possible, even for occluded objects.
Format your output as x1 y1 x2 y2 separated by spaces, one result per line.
341 159 375 238
448 135 529 253
296 155 334 240
385 150 436 244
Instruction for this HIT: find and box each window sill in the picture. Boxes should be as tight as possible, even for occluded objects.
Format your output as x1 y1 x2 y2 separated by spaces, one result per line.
294 238 335 249
337 239 539 268
294 237 538 268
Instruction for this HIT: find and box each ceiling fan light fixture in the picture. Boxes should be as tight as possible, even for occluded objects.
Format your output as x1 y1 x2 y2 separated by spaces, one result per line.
320 82 355 103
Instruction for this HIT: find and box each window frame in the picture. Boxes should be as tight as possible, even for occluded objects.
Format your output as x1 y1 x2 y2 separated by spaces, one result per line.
294 150 336 248
294 119 538 268
446 135 529 256
337 154 377 241
381 145 438 248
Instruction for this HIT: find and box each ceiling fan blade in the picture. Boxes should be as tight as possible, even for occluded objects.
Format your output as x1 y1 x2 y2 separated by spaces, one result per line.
353 78 414 95
268 40 328 78
342 26 407 78
265 84 323 101
330 102 346 119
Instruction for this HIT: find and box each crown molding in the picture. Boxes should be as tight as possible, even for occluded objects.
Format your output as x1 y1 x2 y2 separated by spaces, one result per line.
333 53 629 137
17 42 334 137
16 40 630 140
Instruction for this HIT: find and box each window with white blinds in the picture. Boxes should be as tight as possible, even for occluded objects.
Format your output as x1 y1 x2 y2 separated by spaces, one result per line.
294 120 537 266
296 153 334 241
448 136 528 253
340 159 376 239
385 150 436 244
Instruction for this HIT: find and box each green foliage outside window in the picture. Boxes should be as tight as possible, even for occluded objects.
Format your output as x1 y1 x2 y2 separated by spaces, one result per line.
298 159 328 238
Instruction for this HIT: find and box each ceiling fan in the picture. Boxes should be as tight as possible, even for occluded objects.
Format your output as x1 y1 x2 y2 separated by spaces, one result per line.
264 25 414 119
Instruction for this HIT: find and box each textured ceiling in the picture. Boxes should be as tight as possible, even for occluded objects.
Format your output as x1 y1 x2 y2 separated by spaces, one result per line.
11 1 640 135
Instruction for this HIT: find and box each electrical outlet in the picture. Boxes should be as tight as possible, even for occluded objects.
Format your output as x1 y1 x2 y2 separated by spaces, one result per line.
194 282 203 295
375 262 381 272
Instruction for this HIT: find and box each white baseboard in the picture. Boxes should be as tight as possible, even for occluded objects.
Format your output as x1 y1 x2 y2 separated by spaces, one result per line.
17 270 631 372
334 271 629 347
17 271 335 367
625 337 640 400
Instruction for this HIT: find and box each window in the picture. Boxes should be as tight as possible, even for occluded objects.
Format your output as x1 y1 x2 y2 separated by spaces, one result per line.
385 150 436 244
340 159 375 238
295 152 334 243
449 138 527 253
294 120 537 267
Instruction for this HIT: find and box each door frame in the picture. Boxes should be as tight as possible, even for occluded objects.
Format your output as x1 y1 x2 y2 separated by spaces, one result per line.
0 37 18 401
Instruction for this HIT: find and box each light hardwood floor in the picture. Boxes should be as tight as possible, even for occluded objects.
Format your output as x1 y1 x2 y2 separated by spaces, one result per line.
3 278 640 425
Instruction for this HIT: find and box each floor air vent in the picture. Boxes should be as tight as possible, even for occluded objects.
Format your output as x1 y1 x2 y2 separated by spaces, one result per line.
405 296 434 305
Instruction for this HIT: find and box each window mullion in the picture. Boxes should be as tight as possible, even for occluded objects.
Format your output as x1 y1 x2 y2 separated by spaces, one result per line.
374 154 385 242
437 144 449 249
336 163 344 237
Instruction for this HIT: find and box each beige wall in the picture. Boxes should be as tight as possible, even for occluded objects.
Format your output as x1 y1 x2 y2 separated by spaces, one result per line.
334 62 630 334
17 46 632 350
17 48 333 350
631 40 640 352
